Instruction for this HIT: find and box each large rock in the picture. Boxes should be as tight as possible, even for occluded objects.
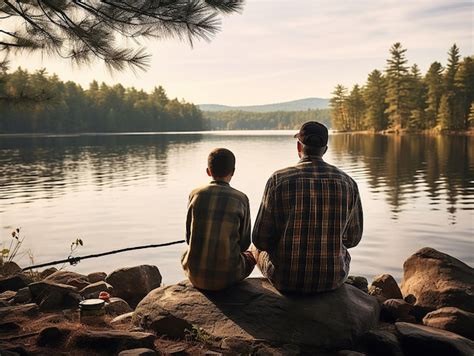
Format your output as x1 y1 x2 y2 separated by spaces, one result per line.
0 303 39 319
423 307 474 340
79 281 114 299
44 270 90 290
87 272 107 284
72 330 155 354
0 262 22 276
396 322 474 356
106 265 162 308
133 278 380 349
0 274 31 293
360 329 403 356
29 281 81 311
369 274 403 301
105 297 133 315
400 247 474 312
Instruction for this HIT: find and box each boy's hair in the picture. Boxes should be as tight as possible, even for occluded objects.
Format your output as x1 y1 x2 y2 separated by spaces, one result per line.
208 148 235 178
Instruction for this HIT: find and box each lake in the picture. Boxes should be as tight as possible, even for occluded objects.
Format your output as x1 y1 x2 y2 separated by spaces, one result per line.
1 131 473 284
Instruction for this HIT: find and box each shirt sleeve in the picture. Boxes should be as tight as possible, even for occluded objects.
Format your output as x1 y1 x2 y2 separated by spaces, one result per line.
252 176 278 251
239 196 252 251
185 193 193 244
342 184 363 249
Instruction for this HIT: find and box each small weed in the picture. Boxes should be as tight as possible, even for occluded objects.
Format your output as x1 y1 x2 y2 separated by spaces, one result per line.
185 325 210 344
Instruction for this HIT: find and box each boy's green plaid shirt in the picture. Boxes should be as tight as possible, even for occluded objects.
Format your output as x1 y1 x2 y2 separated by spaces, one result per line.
182 181 252 290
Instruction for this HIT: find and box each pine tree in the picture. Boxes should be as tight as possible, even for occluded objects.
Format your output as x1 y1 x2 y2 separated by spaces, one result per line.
407 64 427 129
364 70 388 131
347 84 366 131
424 62 444 128
330 85 349 131
385 42 410 130
454 56 474 129
437 94 451 130
0 1 244 71
468 102 474 128
441 44 462 129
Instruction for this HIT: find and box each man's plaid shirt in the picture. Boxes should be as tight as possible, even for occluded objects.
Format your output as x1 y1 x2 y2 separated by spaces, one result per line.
182 181 251 291
252 156 363 293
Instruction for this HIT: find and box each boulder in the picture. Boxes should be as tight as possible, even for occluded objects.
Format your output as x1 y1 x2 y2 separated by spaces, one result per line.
39 267 58 279
87 272 107 284
29 281 81 311
382 299 415 322
400 248 474 312
37 326 71 347
105 297 133 315
133 278 380 349
44 270 89 290
111 312 134 325
423 307 474 340
0 262 21 276
79 281 114 299
346 276 369 293
369 274 403 301
13 287 31 304
0 274 31 293
106 265 162 307
360 329 403 356
72 330 155 354
0 303 39 319
396 321 474 356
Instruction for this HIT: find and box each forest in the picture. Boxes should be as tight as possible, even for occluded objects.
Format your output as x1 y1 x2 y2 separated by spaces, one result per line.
0 68 204 133
203 109 331 130
330 43 474 132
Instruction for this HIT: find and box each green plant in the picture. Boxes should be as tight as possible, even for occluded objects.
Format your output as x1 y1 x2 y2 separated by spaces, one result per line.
1 228 24 264
185 325 210 344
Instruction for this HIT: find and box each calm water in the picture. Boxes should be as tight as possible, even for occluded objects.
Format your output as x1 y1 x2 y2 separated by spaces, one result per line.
1 131 473 284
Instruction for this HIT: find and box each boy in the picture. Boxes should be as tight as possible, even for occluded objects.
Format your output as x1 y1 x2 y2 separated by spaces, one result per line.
181 148 255 290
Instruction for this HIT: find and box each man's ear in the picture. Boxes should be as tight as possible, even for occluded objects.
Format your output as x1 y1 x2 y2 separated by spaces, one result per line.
231 167 235 177
206 167 212 177
323 146 328 154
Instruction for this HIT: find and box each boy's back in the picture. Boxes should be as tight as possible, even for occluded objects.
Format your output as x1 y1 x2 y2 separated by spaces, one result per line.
181 149 254 291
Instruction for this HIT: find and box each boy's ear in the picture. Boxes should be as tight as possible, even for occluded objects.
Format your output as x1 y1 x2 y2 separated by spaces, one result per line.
206 167 212 177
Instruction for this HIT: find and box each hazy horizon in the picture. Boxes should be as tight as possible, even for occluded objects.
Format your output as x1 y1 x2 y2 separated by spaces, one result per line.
6 0 472 106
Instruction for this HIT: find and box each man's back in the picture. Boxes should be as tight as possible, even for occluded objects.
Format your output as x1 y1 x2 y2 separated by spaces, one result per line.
252 156 363 293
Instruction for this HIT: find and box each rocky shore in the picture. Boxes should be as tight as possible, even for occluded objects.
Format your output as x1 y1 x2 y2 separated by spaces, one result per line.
1 247 473 355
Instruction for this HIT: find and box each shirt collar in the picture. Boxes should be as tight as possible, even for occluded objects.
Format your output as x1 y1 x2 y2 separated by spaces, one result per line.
210 180 230 186
298 155 324 164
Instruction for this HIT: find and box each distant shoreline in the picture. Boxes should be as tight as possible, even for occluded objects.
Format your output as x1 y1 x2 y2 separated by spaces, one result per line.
1 128 473 137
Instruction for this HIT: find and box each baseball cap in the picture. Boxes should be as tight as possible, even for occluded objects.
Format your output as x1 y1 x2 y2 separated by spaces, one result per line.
294 121 328 147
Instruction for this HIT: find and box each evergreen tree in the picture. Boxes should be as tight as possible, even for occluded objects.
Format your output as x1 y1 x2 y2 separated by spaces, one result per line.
454 56 474 129
407 64 427 129
0 1 244 71
330 85 349 130
437 94 451 130
347 84 366 131
385 42 410 130
364 70 388 131
424 62 444 128
441 44 462 129
468 102 474 128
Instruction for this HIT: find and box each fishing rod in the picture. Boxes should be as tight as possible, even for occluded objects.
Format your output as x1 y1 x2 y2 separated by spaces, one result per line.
21 240 186 272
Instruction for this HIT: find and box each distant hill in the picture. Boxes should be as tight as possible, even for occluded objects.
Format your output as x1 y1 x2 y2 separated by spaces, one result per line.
199 97 330 112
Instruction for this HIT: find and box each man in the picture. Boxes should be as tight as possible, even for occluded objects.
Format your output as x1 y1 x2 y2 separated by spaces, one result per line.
182 148 255 291
252 122 363 293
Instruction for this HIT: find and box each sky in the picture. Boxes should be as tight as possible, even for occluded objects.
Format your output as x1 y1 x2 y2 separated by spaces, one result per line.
6 0 473 106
